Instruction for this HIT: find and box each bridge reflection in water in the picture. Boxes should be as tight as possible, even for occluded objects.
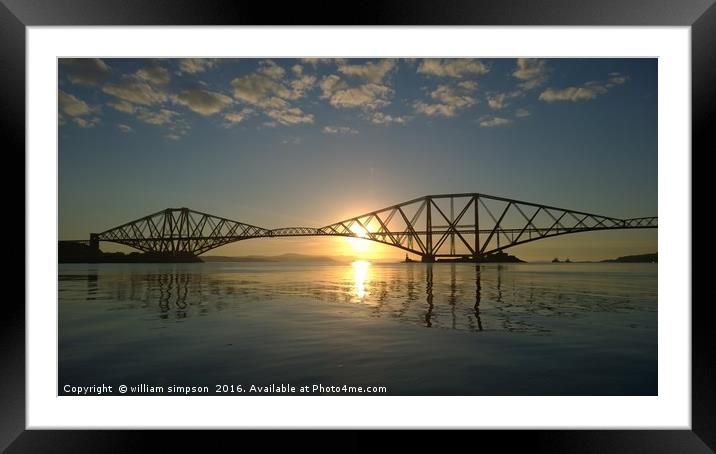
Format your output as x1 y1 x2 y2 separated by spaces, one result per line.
68 261 656 333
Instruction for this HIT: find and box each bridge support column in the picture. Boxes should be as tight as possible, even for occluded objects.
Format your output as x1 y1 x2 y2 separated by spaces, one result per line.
89 233 100 255
421 255 435 263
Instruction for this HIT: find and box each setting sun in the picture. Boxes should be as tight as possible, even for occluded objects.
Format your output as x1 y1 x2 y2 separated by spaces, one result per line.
345 222 372 257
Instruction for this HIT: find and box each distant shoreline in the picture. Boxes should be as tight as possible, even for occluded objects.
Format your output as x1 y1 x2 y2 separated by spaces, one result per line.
58 241 657 264
550 252 657 264
203 253 348 263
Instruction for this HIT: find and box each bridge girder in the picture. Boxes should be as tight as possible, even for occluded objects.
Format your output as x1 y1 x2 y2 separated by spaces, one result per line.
318 194 657 260
97 208 269 256
94 194 657 259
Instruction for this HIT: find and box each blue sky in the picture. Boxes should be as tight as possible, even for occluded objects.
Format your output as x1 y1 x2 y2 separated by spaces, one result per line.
58 58 657 260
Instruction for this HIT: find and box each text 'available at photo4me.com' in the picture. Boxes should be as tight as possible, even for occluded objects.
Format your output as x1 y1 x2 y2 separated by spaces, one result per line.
61 383 389 396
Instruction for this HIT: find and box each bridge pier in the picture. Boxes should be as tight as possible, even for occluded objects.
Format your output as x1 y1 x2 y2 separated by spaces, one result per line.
89 233 100 254
421 255 435 263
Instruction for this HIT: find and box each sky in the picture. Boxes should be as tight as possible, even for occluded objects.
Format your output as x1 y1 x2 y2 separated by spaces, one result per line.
58 58 657 261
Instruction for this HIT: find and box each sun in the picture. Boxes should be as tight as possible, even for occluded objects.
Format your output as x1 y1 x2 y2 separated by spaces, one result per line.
344 223 373 257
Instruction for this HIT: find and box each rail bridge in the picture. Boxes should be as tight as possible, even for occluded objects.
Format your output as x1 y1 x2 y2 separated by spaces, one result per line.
82 193 657 262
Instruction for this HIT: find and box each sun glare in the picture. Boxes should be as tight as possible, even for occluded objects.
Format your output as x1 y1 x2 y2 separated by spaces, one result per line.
352 260 371 299
345 223 372 257
349 223 369 238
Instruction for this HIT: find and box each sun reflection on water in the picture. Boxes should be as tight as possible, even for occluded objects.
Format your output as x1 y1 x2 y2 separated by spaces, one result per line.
351 260 371 300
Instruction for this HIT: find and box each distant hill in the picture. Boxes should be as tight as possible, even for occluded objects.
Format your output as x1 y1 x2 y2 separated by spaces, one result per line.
202 253 349 263
601 253 657 263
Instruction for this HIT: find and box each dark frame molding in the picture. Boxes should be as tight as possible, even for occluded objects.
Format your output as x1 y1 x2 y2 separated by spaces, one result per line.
6 0 709 451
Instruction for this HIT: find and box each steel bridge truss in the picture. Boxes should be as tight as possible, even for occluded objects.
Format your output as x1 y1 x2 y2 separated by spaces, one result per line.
97 208 269 255
95 193 657 260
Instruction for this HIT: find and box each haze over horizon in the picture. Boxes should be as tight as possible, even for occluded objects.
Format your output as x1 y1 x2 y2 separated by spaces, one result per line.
58 57 657 261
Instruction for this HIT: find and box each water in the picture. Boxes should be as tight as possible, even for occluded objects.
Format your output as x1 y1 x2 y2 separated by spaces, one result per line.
58 262 657 395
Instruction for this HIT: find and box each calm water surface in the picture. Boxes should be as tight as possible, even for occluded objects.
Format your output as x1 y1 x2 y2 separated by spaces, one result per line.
58 262 657 395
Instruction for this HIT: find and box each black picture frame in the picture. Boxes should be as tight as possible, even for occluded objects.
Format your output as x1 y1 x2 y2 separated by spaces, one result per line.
6 0 709 451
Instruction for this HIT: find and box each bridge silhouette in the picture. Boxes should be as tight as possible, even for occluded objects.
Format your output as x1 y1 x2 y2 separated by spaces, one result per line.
86 193 657 262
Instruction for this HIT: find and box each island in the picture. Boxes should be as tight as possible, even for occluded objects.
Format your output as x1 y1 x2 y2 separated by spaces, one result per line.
601 253 657 263
410 250 526 263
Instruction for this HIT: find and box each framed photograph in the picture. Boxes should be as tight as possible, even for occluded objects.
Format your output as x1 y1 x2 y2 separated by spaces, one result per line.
9 0 709 450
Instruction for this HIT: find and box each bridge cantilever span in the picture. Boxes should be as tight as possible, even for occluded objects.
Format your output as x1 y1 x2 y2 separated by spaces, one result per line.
93 207 270 256
91 193 657 262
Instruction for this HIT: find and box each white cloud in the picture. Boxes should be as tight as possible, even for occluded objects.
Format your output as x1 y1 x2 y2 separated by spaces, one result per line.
136 108 179 125
107 99 137 114
60 58 111 85
72 117 100 128
487 94 508 110
457 80 478 91
258 60 287 80
179 58 220 74
135 62 171 85
172 88 233 116
322 125 359 135
58 90 102 128
290 75 317 98
487 91 523 110
58 90 94 117
417 59 489 78
230 67 318 127
538 82 608 102
326 82 393 110
413 101 456 117
301 58 346 67
514 108 531 118
513 58 548 90
117 124 133 133
487 93 507 109
479 115 512 128
607 72 629 87
431 85 476 108
266 106 314 125
231 73 291 108
319 75 348 99
228 65 379 127
337 59 396 83
539 72 628 102
102 77 168 106
223 108 254 126
413 84 476 117
370 112 411 125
